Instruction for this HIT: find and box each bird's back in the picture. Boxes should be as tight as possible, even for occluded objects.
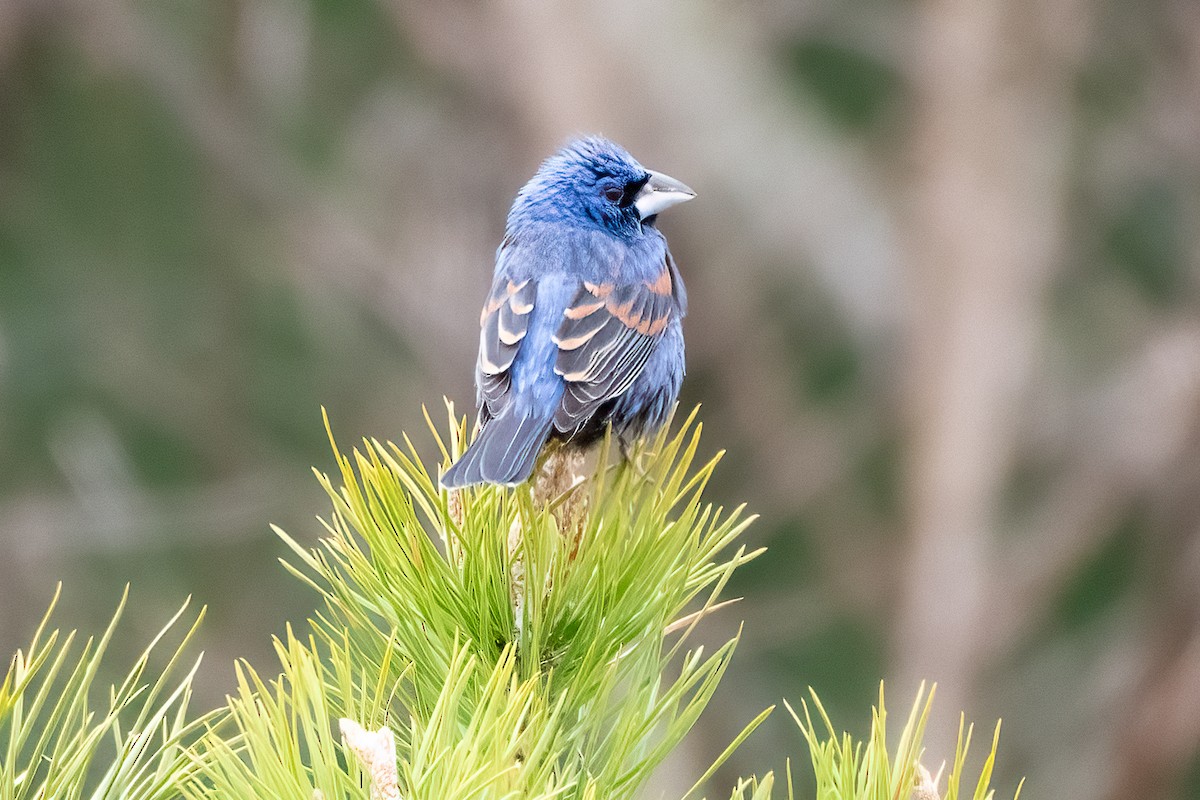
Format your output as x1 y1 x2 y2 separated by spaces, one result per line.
441 137 693 489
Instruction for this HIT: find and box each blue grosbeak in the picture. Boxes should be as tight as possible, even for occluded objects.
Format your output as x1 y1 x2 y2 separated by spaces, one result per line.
441 137 694 488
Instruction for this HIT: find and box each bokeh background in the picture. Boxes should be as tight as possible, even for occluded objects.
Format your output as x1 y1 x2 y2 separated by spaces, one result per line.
2 0 1199 797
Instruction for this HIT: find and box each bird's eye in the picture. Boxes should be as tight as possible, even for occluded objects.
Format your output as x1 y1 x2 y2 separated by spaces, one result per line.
602 186 624 203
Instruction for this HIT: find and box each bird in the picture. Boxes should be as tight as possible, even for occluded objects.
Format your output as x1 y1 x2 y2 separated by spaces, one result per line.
440 136 695 488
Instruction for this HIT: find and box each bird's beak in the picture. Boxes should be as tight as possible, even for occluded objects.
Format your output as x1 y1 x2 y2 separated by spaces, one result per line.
634 170 696 220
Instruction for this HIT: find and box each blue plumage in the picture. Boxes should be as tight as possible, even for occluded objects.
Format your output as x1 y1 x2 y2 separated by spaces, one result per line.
441 137 694 488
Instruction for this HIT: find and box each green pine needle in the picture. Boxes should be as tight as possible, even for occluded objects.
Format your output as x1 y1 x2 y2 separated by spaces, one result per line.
0 585 208 800
187 405 768 799
0 408 1023 800
781 683 1022 800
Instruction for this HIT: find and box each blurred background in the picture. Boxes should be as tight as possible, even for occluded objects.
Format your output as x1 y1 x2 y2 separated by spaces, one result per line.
1 0 1198 796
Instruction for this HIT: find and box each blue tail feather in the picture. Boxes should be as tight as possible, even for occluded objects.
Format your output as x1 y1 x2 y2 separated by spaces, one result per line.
440 407 553 488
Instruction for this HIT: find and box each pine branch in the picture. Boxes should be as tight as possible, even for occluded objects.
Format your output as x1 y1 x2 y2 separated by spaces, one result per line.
0 586 207 800
0 407 1022 800
187 405 765 799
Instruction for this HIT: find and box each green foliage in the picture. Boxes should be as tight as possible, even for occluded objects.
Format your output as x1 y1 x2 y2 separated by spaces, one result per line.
1055 505 1146 631
780 618 885 722
782 38 902 133
0 587 206 800
1103 181 1185 306
786 684 1022 800
0 410 1021 799
186 406 767 799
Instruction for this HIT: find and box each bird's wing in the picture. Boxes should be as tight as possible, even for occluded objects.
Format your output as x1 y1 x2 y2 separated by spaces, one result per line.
476 272 537 416
551 260 678 434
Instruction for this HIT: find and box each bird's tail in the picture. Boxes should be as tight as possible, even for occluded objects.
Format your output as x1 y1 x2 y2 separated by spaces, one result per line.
440 406 554 489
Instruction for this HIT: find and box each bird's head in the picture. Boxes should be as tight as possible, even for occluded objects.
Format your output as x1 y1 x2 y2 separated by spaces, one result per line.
509 137 695 238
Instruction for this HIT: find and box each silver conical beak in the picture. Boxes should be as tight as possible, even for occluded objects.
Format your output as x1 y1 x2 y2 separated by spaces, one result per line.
634 169 696 220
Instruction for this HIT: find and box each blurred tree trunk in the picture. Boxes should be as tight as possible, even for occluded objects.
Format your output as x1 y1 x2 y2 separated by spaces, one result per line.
895 0 1079 757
